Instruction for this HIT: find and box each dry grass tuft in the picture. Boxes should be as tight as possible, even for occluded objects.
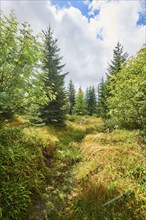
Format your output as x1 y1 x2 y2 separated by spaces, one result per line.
70 129 146 219
6 116 27 126
23 126 59 144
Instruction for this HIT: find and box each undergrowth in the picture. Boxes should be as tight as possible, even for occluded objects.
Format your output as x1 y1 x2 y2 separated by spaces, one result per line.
66 129 146 220
0 126 49 220
0 116 145 220
42 116 102 219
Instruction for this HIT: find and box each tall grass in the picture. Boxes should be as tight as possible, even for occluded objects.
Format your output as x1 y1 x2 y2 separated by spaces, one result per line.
43 116 103 219
0 126 50 219
1 117 145 219
65 129 146 220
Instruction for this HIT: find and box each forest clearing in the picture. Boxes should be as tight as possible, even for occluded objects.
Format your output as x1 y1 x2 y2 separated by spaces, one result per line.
0 116 145 219
0 4 146 220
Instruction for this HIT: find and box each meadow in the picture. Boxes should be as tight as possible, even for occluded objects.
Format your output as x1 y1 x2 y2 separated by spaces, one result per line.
0 116 145 219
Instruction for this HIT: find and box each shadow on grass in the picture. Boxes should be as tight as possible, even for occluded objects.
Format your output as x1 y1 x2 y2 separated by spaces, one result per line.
64 183 145 220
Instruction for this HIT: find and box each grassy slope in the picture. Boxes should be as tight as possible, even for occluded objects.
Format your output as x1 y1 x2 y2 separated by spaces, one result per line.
66 129 146 220
1 116 145 219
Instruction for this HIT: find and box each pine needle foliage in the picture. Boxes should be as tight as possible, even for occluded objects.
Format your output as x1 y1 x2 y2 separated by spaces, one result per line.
85 86 97 116
74 87 87 116
39 27 68 126
67 80 76 115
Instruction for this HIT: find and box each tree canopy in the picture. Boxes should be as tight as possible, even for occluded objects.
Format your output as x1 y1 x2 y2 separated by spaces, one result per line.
107 45 146 130
0 11 49 123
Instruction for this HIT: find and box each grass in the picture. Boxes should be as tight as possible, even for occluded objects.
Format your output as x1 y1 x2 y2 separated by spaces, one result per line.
42 116 102 219
1 116 145 219
0 125 49 220
65 129 146 220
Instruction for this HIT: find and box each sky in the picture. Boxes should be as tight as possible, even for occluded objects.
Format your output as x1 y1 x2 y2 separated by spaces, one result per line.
1 0 146 91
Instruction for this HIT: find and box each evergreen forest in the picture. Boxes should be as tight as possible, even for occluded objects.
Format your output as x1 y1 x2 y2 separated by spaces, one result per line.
0 11 146 220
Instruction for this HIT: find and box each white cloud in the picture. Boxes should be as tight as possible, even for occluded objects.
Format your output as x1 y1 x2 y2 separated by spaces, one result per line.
1 0 145 91
88 0 145 52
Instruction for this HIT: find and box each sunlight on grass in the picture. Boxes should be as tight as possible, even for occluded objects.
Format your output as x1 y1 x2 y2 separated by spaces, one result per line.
23 126 59 144
69 129 146 220
6 116 28 126
2 117 145 219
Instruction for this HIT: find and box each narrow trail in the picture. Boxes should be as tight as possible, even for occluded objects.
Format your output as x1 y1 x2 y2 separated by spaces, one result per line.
45 134 85 218
44 118 99 219
28 118 146 220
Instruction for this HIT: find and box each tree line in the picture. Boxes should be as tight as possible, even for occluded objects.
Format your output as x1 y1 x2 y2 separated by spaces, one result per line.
97 42 146 130
0 11 97 125
0 11 145 130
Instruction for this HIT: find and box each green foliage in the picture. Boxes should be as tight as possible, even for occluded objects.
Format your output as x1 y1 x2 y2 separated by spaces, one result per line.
43 117 101 219
74 87 87 116
107 42 128 76
66 114 79 122
0 117 145 219
0 11 49 124
67 80 76 115
39 27 68 126
0 126 48 219
85 86 97 116
97 42 128 120
43 120 87 219
97 78 109 118
97 43 145 131
107 45 146 129
0 10 145 220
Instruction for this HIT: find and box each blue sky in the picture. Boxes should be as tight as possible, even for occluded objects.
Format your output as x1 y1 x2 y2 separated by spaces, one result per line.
137 12 146 25
137 0 146 25
50 0 146 46
51 0 91 18
51 0 146 25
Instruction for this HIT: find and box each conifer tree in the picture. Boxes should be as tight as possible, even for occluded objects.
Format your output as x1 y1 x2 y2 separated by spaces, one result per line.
74 87 87 116
106 42 128 95
39 27 68 125
68 80 76 115
97 78 108 118
107 42 128 76
101 42 128 118
107 45 146 129
85 86 97 116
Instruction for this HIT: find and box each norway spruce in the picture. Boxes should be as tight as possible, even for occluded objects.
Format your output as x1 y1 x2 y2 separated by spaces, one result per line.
68 80 76 115
40 27 68 125
101 42 128 118
97 78 108 118
85 86 97 116
107 42 128 76
74 87 87 116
